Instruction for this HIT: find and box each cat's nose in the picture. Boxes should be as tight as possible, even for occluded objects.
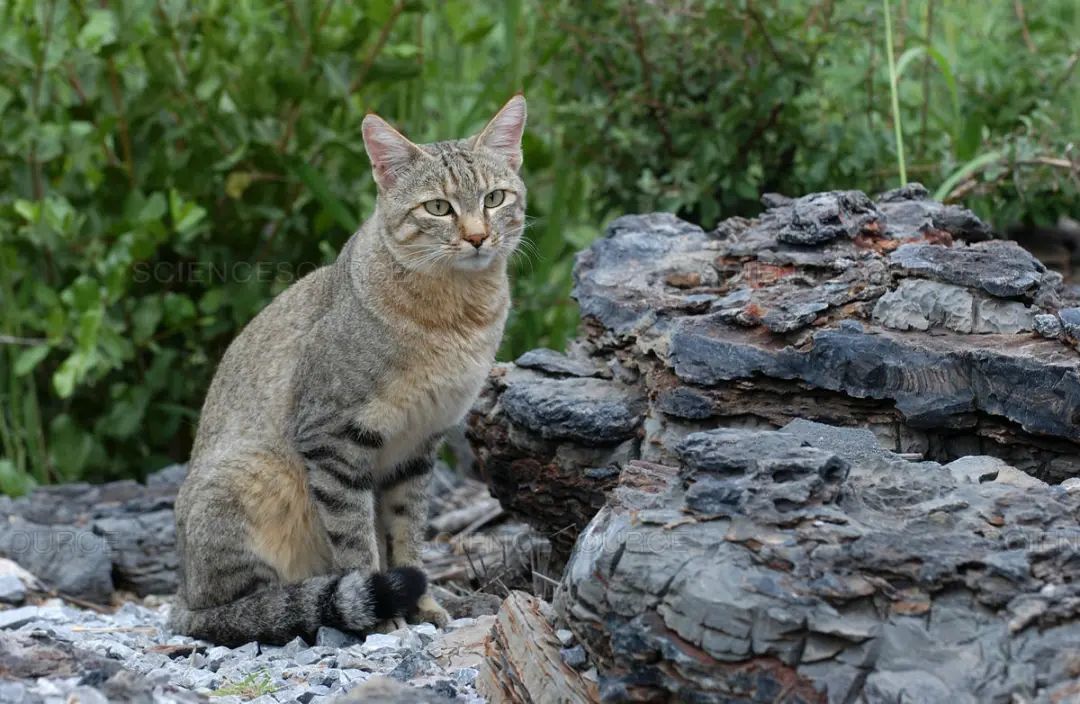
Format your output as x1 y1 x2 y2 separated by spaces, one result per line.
462 231 488 249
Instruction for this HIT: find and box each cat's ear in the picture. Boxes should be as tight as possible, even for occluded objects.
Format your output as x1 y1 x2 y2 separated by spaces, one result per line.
473 94 526 171
362 114 425 190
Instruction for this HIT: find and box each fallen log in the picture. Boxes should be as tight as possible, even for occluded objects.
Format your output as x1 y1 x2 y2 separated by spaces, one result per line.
477 591 599 704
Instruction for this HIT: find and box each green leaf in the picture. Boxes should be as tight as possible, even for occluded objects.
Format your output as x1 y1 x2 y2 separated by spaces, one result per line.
48 414 96 480
169 189 208 238
285 159 358 232
77 10 118 53
52 352 85 399
934 150 1005 202
13 345 49 377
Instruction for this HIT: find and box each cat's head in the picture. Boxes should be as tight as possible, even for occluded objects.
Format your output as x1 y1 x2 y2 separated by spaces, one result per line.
361 95 526 274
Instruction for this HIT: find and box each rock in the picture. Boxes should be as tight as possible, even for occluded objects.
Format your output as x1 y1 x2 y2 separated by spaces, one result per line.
946 456 1048 490
360 633 402 655
470 190 1080 566
0 574 26 605
1034 313 1064 339
554 426 1080 702
775 190 881 245
334 676 454 703
0 520 113 603
0 465 184 599
1060 307 1080 341
514 348 601 378
559 644 588 670
315 626 359 649
466 189 1080 701
889 240 1048 298
0 630 202 703
0 605 49 630
500 377 644 444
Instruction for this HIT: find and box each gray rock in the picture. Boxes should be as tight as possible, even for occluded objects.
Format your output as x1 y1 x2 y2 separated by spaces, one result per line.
334 676 454 703
555 426 1080 702
1034 313 1063 339
359 632 401 655
0 521 113 602
315 626 359 648
0 605 49 630
776 190 881 245
559 644 588 670
889 241 1046 298
1060 306 1080 340
514 348 600 378
0 573 27 604
500 377 644 444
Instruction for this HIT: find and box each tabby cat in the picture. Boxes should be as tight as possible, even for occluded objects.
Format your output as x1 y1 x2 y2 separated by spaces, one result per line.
168 96 526 645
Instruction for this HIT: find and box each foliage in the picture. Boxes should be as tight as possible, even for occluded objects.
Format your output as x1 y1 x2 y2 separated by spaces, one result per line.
542 0 1078 228
0 0 1076 490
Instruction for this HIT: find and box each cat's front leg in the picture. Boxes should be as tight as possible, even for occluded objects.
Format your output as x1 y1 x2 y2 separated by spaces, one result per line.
378 447 450 627
295 417 382 571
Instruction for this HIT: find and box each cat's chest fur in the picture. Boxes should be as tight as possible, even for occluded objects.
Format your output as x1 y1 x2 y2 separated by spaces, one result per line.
363 328 500 473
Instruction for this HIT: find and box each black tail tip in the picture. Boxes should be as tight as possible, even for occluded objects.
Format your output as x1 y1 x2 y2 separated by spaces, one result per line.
370 566 427 620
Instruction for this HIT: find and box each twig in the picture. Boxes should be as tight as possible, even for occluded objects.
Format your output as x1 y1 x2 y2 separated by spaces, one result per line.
450 505 505 545
105 55 135 185
623 4 675 156
28 0 58 200
1012 0 1036 53
919 0 934 156
347 0 406 96
0 335 46 346
277 0 338 152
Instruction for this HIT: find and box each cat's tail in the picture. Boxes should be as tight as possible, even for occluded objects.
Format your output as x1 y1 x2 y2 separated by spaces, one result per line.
167 567 426 646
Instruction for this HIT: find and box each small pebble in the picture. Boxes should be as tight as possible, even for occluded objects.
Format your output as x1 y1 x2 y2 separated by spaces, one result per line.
560 644 588 670
0 574 27 605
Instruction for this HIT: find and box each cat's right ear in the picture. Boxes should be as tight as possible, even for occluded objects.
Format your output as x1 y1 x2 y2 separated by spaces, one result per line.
362 114 424 190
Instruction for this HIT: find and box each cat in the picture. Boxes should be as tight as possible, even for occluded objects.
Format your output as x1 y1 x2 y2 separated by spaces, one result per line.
168 95 526 645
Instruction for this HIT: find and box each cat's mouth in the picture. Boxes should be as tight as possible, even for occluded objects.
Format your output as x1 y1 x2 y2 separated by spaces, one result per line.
451 246 498 271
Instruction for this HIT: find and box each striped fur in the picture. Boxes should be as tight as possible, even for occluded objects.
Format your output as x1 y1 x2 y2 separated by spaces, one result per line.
169 97 526 644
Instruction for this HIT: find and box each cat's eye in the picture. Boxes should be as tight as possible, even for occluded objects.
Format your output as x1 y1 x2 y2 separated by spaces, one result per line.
484 190 506 208
424 199 453 216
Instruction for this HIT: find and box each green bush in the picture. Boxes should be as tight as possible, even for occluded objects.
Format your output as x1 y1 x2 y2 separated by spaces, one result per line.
542 0 1079 228
1 0 1076 491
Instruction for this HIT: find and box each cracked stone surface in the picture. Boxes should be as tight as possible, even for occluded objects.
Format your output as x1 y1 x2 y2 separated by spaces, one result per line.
467 187 1080 702
554 424 1080 703
469 188 1080 563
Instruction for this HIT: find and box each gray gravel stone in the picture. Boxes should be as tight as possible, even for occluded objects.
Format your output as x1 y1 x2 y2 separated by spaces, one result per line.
560 644 588 670
0 573 27 604
314 626 358 648
1034 313 1063 339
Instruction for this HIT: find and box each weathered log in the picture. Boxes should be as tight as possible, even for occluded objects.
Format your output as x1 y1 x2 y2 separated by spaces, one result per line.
477 591 599 704
554 421 1080 702
467 186 1080 562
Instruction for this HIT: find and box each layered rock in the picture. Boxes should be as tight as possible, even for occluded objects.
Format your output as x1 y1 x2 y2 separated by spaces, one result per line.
468 186 1080 561
554 422 1080 702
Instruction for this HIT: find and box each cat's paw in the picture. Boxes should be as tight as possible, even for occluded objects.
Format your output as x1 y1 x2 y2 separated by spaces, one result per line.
411 593 450 628
373 617 408 634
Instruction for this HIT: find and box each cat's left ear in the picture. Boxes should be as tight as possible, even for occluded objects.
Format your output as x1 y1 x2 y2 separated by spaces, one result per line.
473 94 526 171
362 113 425 190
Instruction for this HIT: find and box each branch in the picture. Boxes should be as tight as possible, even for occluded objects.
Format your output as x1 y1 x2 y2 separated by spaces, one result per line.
0 336 47 346
347 0 406 96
